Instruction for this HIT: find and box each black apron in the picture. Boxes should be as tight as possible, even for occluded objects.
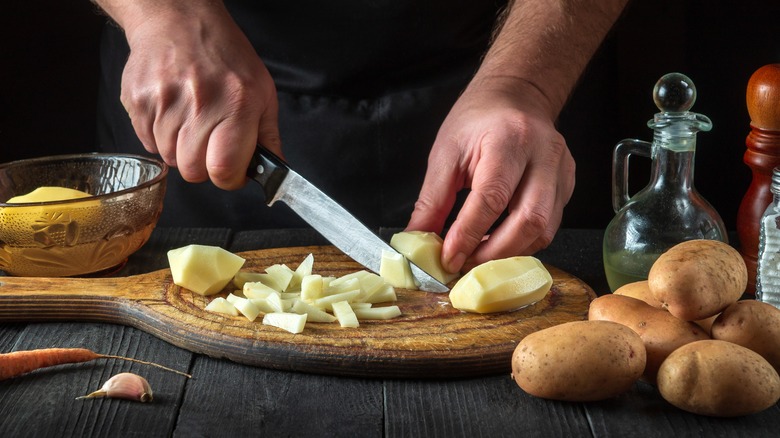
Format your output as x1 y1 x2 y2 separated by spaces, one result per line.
96 1 508 230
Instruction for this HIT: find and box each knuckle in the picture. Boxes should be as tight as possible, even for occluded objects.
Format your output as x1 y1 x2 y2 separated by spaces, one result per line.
476 181 513 219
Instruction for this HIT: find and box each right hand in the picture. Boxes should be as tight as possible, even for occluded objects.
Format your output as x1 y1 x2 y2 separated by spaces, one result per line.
118 3 280 190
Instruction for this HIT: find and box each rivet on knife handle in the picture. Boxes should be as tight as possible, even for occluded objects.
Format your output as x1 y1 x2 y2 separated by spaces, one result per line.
248 145 289 205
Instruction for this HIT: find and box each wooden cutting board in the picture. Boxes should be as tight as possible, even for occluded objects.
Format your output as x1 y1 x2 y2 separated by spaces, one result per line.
0 246 595 378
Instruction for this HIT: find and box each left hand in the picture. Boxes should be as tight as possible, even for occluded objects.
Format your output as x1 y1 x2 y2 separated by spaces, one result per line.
406 77 575 274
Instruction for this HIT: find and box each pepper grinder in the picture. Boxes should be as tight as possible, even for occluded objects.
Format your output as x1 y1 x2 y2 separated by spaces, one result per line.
737 64 780 295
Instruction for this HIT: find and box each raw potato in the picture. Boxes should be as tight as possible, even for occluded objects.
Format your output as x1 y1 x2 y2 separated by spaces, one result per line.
511 320 646 401
613 281 663 308
390 231 458 284
379 250 417 289
711 300 780 373
648 239 747 321
449 256 552 314
168 244 246 296
657 340 780 417
588 294 710 383
7 186 92 203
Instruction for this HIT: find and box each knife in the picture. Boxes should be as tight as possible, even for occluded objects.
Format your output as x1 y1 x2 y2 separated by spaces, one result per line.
247 145 449 293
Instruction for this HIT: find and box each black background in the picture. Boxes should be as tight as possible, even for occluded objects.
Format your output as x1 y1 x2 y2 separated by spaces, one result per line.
2 0 779 230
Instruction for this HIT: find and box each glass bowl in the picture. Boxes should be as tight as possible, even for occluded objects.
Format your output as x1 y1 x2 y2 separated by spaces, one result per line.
0 153 168 277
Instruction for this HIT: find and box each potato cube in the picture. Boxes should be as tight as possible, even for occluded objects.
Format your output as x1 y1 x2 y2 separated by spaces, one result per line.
332 301 359 328
353 305 402 320
390 231 458 284
379 250 417 289
262 312 307 334
168 244 246 296
204 297 239 316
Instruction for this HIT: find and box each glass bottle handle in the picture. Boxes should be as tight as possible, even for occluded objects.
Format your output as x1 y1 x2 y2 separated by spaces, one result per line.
612 139 652 212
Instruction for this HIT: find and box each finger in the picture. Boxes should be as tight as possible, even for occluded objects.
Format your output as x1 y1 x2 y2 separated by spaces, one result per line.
465 146 575 268
201 120 255 190
406 150 463 235
256 92 282 159
120 75 159 156
441 152 522 273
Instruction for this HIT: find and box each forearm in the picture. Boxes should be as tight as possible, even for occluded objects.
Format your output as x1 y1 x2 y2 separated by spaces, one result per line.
475 0 629 119
90 0 228 39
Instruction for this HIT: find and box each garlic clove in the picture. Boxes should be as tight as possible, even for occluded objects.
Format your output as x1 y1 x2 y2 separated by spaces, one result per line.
77 372 154 403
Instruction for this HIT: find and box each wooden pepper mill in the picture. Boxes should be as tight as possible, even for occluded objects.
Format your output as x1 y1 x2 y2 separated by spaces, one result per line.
737 63 780 294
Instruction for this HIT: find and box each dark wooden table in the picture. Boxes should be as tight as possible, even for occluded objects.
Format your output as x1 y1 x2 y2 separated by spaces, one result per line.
1 228 777 437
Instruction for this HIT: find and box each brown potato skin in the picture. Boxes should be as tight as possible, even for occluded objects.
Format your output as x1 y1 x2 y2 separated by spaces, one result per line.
511 320 645 401
657 340 780 417
711 300 780 373
648 239 747 321
589 294 709 383
613 280 663 308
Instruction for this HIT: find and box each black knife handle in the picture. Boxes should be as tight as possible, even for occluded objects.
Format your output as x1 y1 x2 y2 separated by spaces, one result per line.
247 145 290 203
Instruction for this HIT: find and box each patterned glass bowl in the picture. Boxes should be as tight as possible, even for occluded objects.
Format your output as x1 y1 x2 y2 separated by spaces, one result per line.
0 153 168 277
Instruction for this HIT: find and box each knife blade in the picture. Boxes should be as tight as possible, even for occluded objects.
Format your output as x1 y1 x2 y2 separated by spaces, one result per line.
247 145 449 293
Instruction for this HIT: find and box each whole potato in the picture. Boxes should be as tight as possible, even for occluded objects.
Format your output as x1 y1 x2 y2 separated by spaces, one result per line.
711 300 780 373
657 340 780 417
648 239 746 321
511 320 645 401
589 294 709 383
613 281 663 308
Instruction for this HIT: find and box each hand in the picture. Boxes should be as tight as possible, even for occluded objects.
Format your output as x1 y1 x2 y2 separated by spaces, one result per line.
407 77 575 273
119 4 280 189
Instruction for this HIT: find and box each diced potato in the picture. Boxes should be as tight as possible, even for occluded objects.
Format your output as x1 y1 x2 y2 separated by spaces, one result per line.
390 231 458 285
289 253 314 291
262 312 307 334
357 272 389 298
168 244 246 296
264 293 288 313
243 281 280 300
349 302 373 310
326 277 361 296
204 297 239 316
232 296 262 322
379 250 418 289
266 264 295 291
248 298 278 314
300 274 324 301
226 292 243 304
449 256 552 314
290 299 338 323
233 271 282 291
332 301 359 328
353 306 402 320
362 284 397 304
312 290 362 310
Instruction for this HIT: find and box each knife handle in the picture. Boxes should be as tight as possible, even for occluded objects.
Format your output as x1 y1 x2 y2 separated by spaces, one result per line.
248 145 290 203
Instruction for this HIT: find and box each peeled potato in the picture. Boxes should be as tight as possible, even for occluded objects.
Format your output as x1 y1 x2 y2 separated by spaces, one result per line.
167 244 246 296
449 256 552 313
390 231 458 284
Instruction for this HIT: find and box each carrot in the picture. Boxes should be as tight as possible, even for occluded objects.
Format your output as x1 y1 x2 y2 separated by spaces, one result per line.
0 348 191 381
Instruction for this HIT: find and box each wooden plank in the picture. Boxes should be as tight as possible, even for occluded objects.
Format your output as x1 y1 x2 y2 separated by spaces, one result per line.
173 358 384 437
384 375 592 437
0 323 190 437
0 227 230 437
585 381 780 437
